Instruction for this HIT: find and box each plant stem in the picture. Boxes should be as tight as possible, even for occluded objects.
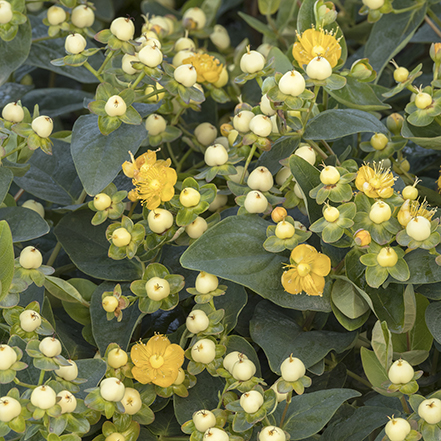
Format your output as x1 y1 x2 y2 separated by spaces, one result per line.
97 50 115 75
306 140 328 160
321 140 341 165
3 143 25 158
46 242 62 267
166 142 179 169
176 148 193 173
424 15 441 39
346 369 373 389
37 369 45 386
303 85 320 127
75 189 87 205
53 264 76 277
302 311 316 331
240 144 257 184
83 62 104 83
393 4 421 13
130 71 146 89
216 383 229 409
279 391 292 426
14 378 36 389
400 395 411 414
127 200 138 218
428 8 441 29
32 35 56 44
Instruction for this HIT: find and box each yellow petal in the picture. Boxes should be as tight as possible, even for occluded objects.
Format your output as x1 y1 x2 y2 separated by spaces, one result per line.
147 334 170 356
281 268 303 294
131 342 151 366
132 365 155 384
290 244 317 264
163 343 185 368
301 273 325 296
311 253 331 277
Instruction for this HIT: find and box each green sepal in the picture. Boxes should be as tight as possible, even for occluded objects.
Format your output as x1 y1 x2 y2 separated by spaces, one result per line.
88 100 107 117
98 116 122 136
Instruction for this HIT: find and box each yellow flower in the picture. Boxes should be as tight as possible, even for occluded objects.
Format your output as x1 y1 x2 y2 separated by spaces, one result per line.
437 166 441 194
281 244 331 296
292 28 341 68
124 150 177 210
355 162 396 199
182 53 223 84
131 334 184 387
409 198 436 220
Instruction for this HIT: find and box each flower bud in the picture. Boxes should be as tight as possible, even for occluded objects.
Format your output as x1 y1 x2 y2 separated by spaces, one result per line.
386 113 404 135
354 229 371 247
271 207 287 223
397 199 412 227
430 42 441 62
316 2 337 26
240 49 265 74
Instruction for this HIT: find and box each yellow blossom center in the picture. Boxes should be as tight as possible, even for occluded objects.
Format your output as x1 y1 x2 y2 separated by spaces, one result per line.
369 177 381 188
150 355 164 369
312 45 325 56
297 263 311 277
150 179 161 190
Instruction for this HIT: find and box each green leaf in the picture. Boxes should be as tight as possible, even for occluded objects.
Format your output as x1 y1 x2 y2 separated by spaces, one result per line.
54 210 143 281
289 155 322 223
426 301 441 345
401 119 441 150
326 77 390 111
331 278 369 319
0 207 49 242
371 320 393 371
258 0 281 15
401 249 441 284
44 276 89 306
14 140 83 205
256 137 299 174
174 370 224 425
180 215 332 312
0 167 13 204
360 347 396 396
237 12 276 41
267 47 292 73
71 114 147 195
214 280 247 333
274 389 361 439
0 221 14 302
250 300 356 372
304 109 388 141
90 282 144 355
392 293 432 365
0 20 31 86
364 5 426 78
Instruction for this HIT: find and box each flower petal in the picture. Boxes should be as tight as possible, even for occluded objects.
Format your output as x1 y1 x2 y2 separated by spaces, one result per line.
290 244 317 264
132 365 155 384
147 334 170 356
311 253 331 277
131 342 151 366
302 272 325 296
281 268 303 294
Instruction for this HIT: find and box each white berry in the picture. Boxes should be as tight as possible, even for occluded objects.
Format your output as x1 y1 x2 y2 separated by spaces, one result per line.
112 228 131 247
22 200 45 218
47 6 66 26
244 191 268 213
278 70 306 97
233 110 254 133
174 64 198 88
183 7 206 29
0 396 21 422
39 337 62 358
195 122 218 147
105 96 127 117
195 272 219 294
369 201 391 224
295 145 316 165
0 345 17 370
280 356 306 382
193 409 216 432
249 115 272 138
231 359 256 381
57 391 77 414
145 114 167 136
71 5 95 28
148 209 174 234
240 50 265 74
110 17 135 41
406 216 431 241
223 351 248 373
186 217 208 239
240 390 264 414
93 193 112 211
65 33 87 54
120 387 142 415
320 166 340 185
31 385 57 410
205 144 229 167
145 277 170 301
19 246 43 269
19 309 41 332
100 377 126 402
418 398 441 425
180 187 201 207
385 417 411 441
2 102 24 123
32 116 53 138
247 166 274 192
306 56 333 80
55 359 78 381
191 339 216 364
138 45 163 68
259 426 286 441
0 1 12 24
186 309 210 334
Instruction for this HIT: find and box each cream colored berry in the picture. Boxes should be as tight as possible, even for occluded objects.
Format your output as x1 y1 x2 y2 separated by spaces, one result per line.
306 56 333 80
174 64 198 88
275 221 295 239
0 345 17 370
233 110 254 133
55 359 78 381
418 398 441 425
2 102 24 123
32 116 53 138
280 356 306 382
249 115 272 138
145 277 170 301
65 33 86 54
138 45 163 68
195 272 218 294
100 377 126 402
120 387 142 415
148 209 174 234
105 96 127 117
145 114 167 136
388 359 414 384
213 67 228 88
180 187 201 207
19 309 41 332
204 427 229 441
0 396 21 422
173 49 195 67
47 6 66 26
209 194 228 211
183 7 206 29
376 247 398 267
102 296 119 312
229 165 248 184
186 217 208 239
122 54 140 75
278 70 306 97
195 122 218 147
259 426 286 441
205 144 228 167
112 228 131 247
244 191 268 213
210 25 230 50
415 92 432 109
31 385 57 410
19 246 43 269
71 5 95 28
260 94 276 116
370 133 388 151
240 390 264 414
193 409 216 432
223 351 248 373
0 1 12 24
320 166 340 185
293 183 304 199
240 50 265 74
191 339 216 364
57 391 77 414
276 167 294 186
385 417 411 441
231 359 256 381
94 193 112 211
295 145 316 165
324 206 340 223
110 17 135 41
39 337 62 358
369 201 391 224
247 166 274 192
149 16 170 34
402 185 418 200
406 216 431 241
174 367 186 385
175 36 195 52
108 348 128 369
186 309 210 334
106 434 126 441
393 67 409 83
22 200 45 218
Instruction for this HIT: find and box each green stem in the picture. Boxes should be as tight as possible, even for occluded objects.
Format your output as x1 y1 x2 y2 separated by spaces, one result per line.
130 71 146 89
428 8 441 28
176 148 194 173
346 369 372 389
240 144 257 185
0 323 10 333
97 50 116 75
279 391 292 426
32 35 56 44
13 378 37 389
53 264 76 277
392 4 421 13
166 142 179 169
83 62 104 83
128 200 138 218
3 143 25 158
46 242 62 267
216 383 229 409
321 140 341 165
37 369 45 386
424 14 441 39
302 311 316 331
400 395 411 414
303 85 320 127
306 139 328 161
75 189 87 205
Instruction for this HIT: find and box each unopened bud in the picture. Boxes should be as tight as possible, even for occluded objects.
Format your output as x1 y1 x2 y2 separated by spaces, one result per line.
386 113 404 135
220 123 233 137
316 1 337 26
354 229 371 247
350 59 375 81
430 43 441 63
271 207 287 223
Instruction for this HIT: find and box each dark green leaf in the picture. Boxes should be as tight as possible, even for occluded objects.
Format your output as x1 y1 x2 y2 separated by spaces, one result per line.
0 207 49 242
426 301 441 345
0 167 13 204
401 119 441 150
238 12 276 40
0 221 14 301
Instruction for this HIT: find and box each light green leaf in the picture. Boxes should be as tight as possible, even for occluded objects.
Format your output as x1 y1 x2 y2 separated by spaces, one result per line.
0 221 14 302
371 320 393 371
426 301 441 345
331 278 369 319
